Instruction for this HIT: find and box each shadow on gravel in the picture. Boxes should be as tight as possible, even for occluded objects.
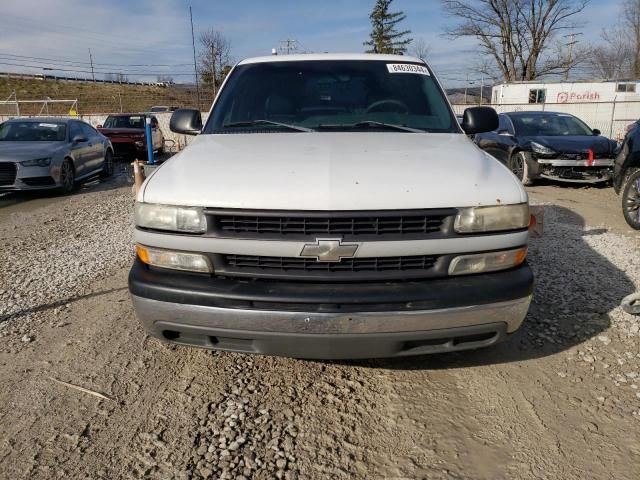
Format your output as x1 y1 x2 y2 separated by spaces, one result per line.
350 205 635 371
0 287 128 323
528 177 613 190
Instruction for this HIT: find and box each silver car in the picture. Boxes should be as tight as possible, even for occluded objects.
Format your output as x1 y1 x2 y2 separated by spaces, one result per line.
0 117 114 193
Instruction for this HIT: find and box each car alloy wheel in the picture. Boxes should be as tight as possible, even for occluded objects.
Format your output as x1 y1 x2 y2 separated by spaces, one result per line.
509 152 534 186
60 159 75 194
101 150 114 178
622 168 640 229
510 154 524 179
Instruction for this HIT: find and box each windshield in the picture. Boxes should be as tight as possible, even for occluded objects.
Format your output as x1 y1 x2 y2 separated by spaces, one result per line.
203 60 457 133
0 121 66 141
103 115 145 129
511 113 593 136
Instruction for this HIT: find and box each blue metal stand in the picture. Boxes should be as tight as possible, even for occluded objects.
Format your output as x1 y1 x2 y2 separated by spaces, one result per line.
145 117 155 165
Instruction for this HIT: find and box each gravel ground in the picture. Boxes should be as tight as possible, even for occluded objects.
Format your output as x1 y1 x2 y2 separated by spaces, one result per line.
0 174 134 341
1 175 639 479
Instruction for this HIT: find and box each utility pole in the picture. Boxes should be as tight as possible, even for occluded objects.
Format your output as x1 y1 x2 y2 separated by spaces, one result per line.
279 39 298 55
464 73 469 104
189 5 201 109
88 48 95 82
210 44 216 97
564 32 583 81
479 75 484 105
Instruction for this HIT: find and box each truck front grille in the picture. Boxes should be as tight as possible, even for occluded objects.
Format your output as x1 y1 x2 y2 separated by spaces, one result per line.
220 254 442 281
0 163 17 186
208 209 454 240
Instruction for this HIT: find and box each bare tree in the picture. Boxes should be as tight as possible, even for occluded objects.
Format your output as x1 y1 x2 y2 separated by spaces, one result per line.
623 0 640 76
410 37 431 61
198 29 232 95
589 29 633 79
443 0 588 81
587 0 640 79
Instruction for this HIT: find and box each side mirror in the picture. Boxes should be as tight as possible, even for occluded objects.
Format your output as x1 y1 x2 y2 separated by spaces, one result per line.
593 128 601 136
461 106 499 135
170 109 202 135
72 135 87 144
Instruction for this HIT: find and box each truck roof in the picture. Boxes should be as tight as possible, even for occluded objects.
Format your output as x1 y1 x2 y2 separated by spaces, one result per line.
238 53 425 65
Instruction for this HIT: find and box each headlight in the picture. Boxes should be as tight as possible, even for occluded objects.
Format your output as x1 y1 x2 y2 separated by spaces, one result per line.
449 247 528 276
136 244 212 273
530 141 555 155
454 203 530 233
20 157 51 167
135 203 206 233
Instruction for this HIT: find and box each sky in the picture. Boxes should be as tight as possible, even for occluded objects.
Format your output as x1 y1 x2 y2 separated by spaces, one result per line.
0 0 625 88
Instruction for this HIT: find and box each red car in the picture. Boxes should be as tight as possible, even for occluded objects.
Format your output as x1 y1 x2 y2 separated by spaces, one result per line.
97 114 164 159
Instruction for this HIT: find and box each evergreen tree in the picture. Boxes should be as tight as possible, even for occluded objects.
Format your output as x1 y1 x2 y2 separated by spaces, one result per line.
364 0 413 54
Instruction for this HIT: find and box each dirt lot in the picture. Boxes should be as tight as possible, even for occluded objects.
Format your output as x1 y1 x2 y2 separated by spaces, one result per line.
1 172 639 480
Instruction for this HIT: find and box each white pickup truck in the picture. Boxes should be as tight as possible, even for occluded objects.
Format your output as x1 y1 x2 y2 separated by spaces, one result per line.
129 53 533 359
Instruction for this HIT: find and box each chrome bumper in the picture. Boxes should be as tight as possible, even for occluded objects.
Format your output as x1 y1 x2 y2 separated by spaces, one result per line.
537 158 614 167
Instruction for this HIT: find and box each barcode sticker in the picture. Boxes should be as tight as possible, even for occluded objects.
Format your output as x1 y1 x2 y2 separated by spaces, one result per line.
386 64 430 75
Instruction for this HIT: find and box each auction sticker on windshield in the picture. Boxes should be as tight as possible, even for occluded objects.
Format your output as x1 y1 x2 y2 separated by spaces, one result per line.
386 64 430 75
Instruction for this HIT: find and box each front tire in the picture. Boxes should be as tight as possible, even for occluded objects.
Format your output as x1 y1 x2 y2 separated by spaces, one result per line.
100 149 114 178
509 151 537 186
59 159 76 194
621 168 640 229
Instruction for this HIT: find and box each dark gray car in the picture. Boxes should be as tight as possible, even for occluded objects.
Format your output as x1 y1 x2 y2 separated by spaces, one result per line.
0 117 114 193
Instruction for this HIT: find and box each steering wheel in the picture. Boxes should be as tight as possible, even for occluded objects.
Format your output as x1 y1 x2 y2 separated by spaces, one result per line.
365 99 409 114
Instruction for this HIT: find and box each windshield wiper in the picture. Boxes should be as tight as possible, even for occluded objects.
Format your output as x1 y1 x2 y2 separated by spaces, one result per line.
317 121 424 133
222 120 314 132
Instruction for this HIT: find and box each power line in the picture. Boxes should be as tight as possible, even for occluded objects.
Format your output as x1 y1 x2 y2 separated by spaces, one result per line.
0 61 198 76
0 52 194 68
0 20 176 56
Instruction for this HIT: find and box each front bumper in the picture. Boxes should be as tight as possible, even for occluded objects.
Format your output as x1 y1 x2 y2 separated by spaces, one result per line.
0 163 59 191
109 140 146 158
129 259 533 359
536 157 614 183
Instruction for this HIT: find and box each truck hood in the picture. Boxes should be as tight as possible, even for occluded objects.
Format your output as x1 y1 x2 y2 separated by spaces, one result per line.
141 133 527 210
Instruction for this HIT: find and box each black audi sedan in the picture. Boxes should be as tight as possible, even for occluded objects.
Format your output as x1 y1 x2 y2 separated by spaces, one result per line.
474 111 618 185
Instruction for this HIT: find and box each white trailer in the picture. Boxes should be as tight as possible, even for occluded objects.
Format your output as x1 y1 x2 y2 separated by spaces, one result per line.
451 80 640 140
491 80 640 105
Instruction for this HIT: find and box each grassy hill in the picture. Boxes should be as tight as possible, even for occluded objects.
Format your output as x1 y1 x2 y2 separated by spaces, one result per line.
0 76 215 115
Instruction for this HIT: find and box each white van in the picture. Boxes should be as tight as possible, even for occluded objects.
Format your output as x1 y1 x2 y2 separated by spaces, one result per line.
129 54 533 359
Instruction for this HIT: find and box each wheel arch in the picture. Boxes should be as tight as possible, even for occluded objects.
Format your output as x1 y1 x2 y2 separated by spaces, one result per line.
63 155 76 172
615 149 640 193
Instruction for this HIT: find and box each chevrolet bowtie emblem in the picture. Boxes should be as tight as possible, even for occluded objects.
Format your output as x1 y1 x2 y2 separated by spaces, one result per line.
299 238 359 262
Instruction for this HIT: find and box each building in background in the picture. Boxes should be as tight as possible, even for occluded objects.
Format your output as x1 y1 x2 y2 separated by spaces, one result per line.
491 80 640 105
